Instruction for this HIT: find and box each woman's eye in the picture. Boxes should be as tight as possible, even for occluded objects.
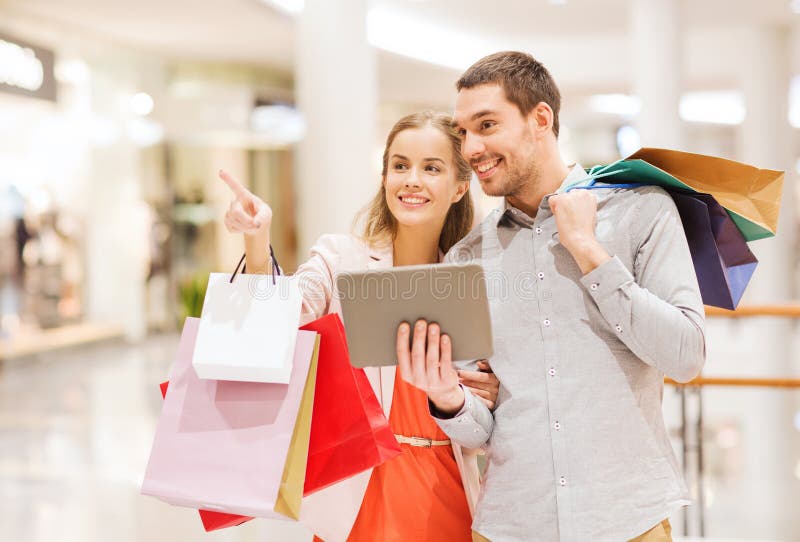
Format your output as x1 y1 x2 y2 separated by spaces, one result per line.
394 163 408 170
426 165 441 173
481 121 496 130
457 129 466 138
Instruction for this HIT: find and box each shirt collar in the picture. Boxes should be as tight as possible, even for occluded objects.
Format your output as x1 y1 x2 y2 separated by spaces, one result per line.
367 243 445 265
555 162 589 193
494 163 586 229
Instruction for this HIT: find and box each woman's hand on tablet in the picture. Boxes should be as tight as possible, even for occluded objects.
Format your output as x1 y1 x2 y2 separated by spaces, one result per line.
396 319 465 416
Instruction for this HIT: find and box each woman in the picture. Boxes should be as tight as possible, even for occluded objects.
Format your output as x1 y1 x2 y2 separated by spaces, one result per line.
220 111 499 542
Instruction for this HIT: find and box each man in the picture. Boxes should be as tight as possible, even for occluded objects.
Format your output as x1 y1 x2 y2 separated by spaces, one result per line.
396 51 706 542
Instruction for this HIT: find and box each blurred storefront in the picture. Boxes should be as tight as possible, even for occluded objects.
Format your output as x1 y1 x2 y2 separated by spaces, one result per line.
0 23 300 358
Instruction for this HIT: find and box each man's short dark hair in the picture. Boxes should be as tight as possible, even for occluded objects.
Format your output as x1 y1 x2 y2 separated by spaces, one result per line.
456 51 561 137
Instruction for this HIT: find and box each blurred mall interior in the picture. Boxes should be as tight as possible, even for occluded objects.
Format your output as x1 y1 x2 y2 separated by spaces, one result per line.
0 0 799 540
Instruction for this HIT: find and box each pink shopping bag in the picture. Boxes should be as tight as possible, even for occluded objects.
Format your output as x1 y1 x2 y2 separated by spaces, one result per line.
158 381 255 532
141 317 318 518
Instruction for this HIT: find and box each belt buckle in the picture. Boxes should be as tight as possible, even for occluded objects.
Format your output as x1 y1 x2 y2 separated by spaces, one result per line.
408 436 432 448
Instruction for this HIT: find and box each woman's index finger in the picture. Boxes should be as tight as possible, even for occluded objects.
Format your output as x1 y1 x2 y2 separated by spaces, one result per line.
219 170 251 201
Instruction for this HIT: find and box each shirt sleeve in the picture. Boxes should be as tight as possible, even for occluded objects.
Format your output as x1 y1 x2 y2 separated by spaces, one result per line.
579 188 706 382
293 234 342 325
429 385 494 448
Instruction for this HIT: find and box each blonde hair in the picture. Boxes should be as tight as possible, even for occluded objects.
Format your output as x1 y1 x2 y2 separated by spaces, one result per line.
357 111 474 253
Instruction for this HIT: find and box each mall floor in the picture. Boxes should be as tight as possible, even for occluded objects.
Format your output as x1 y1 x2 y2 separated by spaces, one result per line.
0 335 783 542
0 334 314 542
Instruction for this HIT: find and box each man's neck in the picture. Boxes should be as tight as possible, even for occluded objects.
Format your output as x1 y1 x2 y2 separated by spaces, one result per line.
393 224 441 266
507 153 571 218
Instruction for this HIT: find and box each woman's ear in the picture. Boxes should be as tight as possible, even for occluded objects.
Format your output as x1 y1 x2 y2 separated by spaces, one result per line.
452 180 469 203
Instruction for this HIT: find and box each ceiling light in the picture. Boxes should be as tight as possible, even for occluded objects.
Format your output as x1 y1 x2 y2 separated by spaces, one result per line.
261 0 303 15
127 118 164 147
0 38 45 92
259 1 505 71
790 76 800 128
130 92 154 116
54 59 89 85
367 7 499 71
680 90 745 125
589 94 641 116
250 104 305 143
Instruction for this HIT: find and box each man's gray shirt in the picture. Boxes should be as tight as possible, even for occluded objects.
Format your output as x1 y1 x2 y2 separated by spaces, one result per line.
437 165 706 541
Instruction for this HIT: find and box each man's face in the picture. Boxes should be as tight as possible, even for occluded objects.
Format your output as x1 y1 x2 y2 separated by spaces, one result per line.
453 84 538 198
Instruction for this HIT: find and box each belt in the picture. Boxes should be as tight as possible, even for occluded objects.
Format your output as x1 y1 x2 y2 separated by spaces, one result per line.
395 434 451 447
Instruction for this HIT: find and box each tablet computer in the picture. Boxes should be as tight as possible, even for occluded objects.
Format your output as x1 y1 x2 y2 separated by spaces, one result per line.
335 263 493 368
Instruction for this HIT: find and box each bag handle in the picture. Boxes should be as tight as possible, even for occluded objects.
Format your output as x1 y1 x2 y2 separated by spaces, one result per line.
229 245 281 284
565 164 647 193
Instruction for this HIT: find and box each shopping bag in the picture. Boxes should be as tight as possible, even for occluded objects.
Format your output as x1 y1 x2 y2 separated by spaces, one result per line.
670 192 758 310
158 380 255 532
300 313 402 496
567 177 759 310
193 255 302 383
629 148 783 241
198 511 253 532
574 147 784 241
142 317 320 519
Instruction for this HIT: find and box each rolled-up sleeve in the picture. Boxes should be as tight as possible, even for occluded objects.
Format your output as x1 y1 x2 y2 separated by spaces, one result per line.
429 386 494 448
579 188 706 382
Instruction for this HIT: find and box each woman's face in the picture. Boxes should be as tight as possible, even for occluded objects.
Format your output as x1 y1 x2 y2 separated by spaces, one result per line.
384 125 467 230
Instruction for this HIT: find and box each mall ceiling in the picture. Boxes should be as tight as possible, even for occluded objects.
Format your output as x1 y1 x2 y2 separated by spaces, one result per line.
1 0 799 105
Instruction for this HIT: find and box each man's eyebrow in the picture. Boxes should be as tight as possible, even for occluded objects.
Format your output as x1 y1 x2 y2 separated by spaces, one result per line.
471 110 496 121
452 110 496 129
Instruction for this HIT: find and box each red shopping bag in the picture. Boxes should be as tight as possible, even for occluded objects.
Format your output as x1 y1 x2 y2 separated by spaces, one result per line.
158 381 254 532
300 313 401 496
198 510 252 531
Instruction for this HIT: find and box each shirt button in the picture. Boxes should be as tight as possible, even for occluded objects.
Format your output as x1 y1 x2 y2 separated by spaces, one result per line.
535 226 543 235
590 283 599 291
543 318 551 327
537 272 545 280
548 367 556 377
615 324 623 333
554 421 561 431
559 476 567 487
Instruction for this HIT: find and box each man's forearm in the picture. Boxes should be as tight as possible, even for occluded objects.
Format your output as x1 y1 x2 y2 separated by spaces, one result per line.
566 237 612 275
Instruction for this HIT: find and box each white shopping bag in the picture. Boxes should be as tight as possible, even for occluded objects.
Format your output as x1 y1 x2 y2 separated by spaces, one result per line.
192 256 302 383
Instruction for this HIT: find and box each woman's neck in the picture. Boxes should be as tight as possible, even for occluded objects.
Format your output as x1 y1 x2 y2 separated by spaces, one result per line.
392 224 441 266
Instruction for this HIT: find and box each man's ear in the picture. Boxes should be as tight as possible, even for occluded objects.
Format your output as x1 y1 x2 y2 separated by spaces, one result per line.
529 101 554 135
